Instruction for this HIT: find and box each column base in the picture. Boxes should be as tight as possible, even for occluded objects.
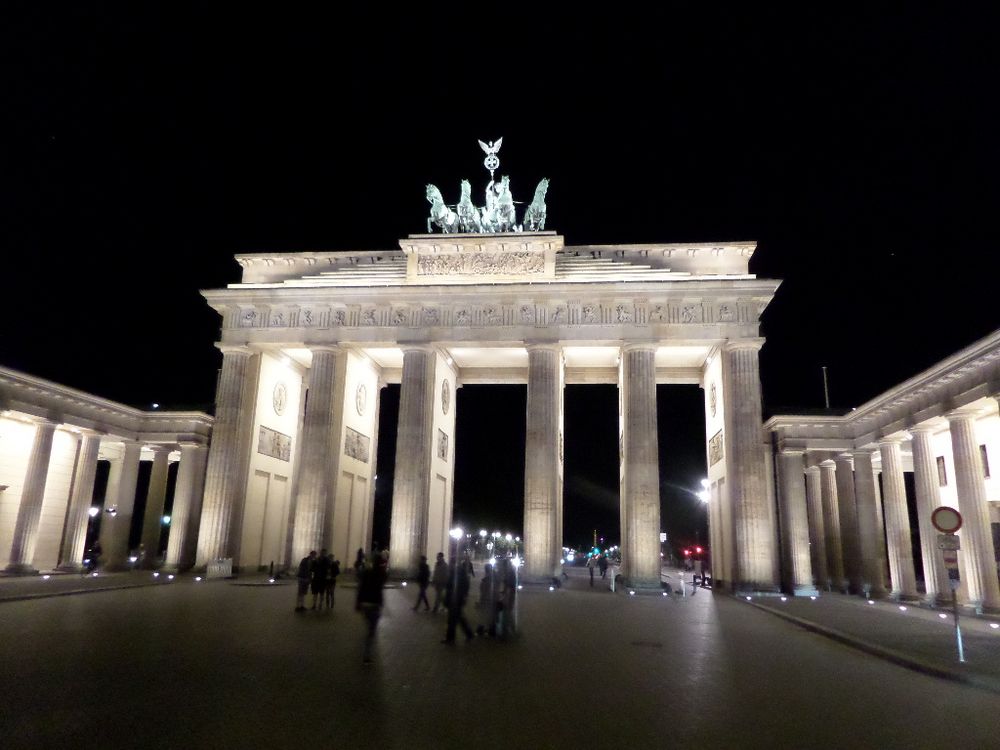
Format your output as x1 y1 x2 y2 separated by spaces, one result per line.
736 581 781 595
56 563 86 573
4 563 39 575
790 584 820 597
890 590 922 603
924 592 952 607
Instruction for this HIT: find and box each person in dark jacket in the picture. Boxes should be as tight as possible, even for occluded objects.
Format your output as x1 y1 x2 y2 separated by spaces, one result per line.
431 552 448 613
356 553 388 664
325 554 340 610
312 548 330 610
412 555 431 611
295 550 317 612
442 556 474 644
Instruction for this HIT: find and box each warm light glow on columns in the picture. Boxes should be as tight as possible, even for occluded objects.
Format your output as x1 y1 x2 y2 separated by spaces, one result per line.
776 449 817 595
389 346 435 577
833 455 863 593
164 442 209 571
523 344 563 581
290 346 344 564
851 450 887 597
58 431 102 571
877 437 918 599
908 427 950 604
619 344 661 588
140 446 172 569
818 460 846 591
102 441 142 570
722 340 777 591
196 345 256 566
804 465 828 587
946 410 1000 612
5 419 57 573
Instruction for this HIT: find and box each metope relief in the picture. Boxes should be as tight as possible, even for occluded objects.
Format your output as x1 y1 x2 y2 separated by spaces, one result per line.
344 427 370 463
709 430 724 466
416 251 544 277
437 429 449 461
258 426 292 462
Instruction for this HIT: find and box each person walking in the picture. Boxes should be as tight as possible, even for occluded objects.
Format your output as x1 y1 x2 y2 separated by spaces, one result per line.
295 550 317 612
442 554 474 644
598 554 608 579
413 555 431 611
587 554 596 587
431 552 448 613
356 553 388 664
325 554 340 610
312 548 330 610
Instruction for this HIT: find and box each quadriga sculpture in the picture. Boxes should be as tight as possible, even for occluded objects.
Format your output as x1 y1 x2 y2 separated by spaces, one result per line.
456 180 482 233
523 178 549 231
426 184 459 233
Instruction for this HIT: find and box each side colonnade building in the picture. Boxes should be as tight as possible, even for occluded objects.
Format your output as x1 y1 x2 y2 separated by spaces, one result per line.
767 329 1000 612
0 367 212 574
195 232 783 590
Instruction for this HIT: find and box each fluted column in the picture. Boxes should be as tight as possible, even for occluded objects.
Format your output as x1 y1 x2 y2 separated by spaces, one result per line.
804 466 828 587
389 347 435 577
722 340 777 591
852 450 887 597
5 419 58 573
834 455 863 593
909 427 949 604
947 410 1000 612
164 443 209 570
102 441 142 570
139 447 171 568
523 345 563 581
196 346 256 567
619 344 661 587
290 346 343 564
58 432 102 571
777 449 817 595
819 460 846 591
878 438 918 599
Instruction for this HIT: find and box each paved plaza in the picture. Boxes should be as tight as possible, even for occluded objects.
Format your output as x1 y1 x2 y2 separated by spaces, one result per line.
2 568 999 749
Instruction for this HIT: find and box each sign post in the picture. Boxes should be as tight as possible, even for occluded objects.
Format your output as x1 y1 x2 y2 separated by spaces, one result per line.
932 506 965 663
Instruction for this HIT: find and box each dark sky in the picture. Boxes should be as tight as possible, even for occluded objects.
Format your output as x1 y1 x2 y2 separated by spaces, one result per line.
3 7 998 551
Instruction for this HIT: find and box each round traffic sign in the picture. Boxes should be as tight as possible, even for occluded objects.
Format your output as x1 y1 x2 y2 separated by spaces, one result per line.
931 506 963 534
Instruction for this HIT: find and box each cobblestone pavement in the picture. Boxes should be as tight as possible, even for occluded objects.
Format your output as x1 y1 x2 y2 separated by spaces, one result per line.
2 569 1000 749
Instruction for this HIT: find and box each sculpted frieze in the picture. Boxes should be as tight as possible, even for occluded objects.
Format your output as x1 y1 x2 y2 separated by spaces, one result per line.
416 251 544 277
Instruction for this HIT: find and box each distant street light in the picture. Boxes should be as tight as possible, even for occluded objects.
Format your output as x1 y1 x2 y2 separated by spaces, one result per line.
88 507 100 518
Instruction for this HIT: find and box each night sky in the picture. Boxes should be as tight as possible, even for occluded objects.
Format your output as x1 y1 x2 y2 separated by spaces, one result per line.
3 7 998 552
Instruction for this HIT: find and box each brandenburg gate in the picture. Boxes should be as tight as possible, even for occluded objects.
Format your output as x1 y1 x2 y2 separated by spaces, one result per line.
194 227 780 591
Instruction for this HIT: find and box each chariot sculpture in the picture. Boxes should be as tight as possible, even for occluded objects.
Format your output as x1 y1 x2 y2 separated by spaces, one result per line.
424 139 550 234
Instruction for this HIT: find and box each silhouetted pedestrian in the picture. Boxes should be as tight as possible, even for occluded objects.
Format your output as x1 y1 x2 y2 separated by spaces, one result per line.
295 550 316 612
325 554 340 609
356 553 388 664
312 548 330 610
431 552 448 613
413 555 431 611
598 554 608 579
354 547 365 578
587 554 596 586
442 556 473 644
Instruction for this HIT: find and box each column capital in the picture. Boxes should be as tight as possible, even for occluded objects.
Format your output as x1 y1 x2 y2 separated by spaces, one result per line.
778 447 807 457
945 405 982 422
908 424 937 435
850 447 879 458
723 338 765 353
834 454 854 466
177 440 208 450
307 344 341 355
877 435 906 447
621 342 657 354
146 444 174 455
399 344 434 356
215 343 254 356
819 459 837 469
804 465 821 475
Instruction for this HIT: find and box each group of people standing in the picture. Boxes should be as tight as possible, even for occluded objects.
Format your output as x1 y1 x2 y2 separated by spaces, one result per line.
293 546 517 664
294 549 341 612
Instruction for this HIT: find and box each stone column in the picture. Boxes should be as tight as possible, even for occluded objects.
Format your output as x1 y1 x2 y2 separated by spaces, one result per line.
523 345 563 581
878 438 918 600
777 449 817 595
619 344 661 588
722 340 777 591
389 347 435 577
947 410 1000 612
804 465 828 587
58 431 102 571
164 443 209 571
852 450 887 597
139 447 171 568
834 455 863 593
5 419 58 574
290 346 343 563
819 460 846 591
102 441 142 570
196 346 256 567
909 427 950 605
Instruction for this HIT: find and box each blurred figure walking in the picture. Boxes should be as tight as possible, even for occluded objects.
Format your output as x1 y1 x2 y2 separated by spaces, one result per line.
413 555 431 611
356 553 388 664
